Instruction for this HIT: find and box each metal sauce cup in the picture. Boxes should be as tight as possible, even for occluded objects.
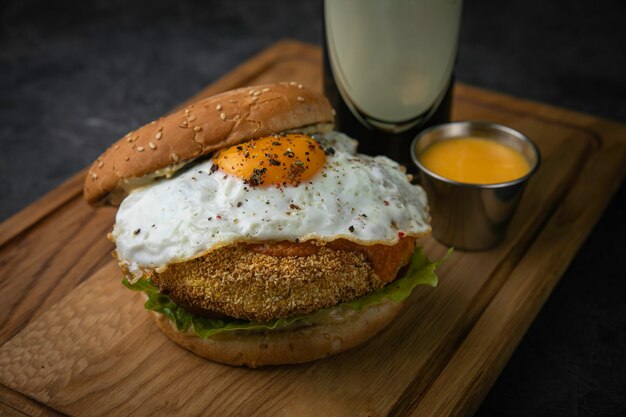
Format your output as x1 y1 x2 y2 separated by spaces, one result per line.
411 121 541 250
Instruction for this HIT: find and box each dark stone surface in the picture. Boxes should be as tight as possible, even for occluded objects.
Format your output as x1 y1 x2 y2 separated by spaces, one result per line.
1 0 624 415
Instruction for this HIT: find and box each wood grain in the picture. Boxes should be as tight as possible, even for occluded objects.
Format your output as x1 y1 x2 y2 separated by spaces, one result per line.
0 170 86 248
0 385 66 417
414 143 626 417
1 40 626 417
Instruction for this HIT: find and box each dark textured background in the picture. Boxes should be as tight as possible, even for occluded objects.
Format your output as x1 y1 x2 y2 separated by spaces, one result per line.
1 0 625 415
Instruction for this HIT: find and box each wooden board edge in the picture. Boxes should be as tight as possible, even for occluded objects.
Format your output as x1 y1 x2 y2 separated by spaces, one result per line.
404 137 626 417
0 384 66 417
386 132 595 417
0 170 86 249
455 84 626 146
0 404 30 417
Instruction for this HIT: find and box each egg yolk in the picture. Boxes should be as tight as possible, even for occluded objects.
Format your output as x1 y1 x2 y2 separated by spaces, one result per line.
212 133 327 186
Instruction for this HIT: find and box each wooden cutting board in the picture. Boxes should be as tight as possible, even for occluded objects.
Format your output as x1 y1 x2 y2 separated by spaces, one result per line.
1 40 626 417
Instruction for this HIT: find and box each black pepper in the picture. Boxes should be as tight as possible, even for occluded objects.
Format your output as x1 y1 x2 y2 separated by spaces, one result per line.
246 167 267 187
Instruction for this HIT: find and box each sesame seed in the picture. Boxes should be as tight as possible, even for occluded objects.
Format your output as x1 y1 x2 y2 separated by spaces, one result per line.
220 113 226 121
262 87 270 92
124 156 130 161
137 146 144 152
248 90 255 96
298 84 303 89
155 131 162 140
126 137 132 143
188 115 196 122
133 135 139 142
233 115 241 121
289 81 297 86
297 96 304 102
180 121 188 128
216 104 222 111
193 126 202 131
253 90 261 96
252 96 258 101
171 153 179 162
91 172 97 179
114 145 119 149
149 142 156 150
150 120 156 125
184 109 191 116
98 161 104 168
158 126 163 132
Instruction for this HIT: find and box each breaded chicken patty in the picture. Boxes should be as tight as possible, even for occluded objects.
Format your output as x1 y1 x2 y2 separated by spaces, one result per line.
151 238 415 322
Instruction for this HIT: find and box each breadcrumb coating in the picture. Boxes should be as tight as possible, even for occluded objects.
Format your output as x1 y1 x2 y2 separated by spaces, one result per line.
152 245 389 322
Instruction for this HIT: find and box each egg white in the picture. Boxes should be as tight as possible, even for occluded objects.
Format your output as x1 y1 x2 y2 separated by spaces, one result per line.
113 132 430 276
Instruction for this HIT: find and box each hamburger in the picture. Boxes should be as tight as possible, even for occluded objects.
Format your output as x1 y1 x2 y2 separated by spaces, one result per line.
84 82 442 367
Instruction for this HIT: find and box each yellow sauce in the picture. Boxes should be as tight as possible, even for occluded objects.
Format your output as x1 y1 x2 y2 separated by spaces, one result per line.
419 137 530 184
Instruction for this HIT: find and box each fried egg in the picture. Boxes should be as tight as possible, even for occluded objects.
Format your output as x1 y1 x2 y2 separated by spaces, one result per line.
113 132 430 277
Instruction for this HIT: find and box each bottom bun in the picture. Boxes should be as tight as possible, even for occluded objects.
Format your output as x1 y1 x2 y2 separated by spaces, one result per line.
149 299 405 368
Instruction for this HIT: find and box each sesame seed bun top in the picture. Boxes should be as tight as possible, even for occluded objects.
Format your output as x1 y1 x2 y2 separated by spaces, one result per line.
83 82 335 205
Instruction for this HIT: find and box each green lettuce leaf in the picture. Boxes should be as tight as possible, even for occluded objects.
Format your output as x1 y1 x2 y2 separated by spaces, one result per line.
123 247 450 338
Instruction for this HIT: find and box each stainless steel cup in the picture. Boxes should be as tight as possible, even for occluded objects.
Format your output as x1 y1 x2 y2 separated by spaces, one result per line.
410 121 540 250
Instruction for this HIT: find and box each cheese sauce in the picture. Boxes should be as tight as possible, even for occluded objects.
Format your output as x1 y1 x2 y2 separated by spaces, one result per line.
419 137 530 184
